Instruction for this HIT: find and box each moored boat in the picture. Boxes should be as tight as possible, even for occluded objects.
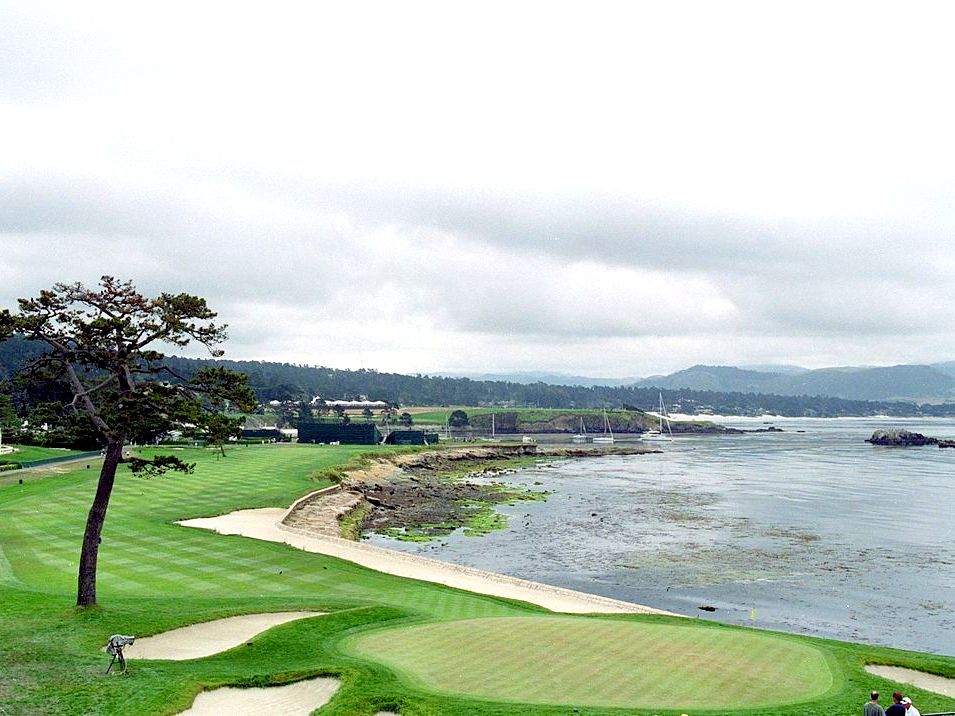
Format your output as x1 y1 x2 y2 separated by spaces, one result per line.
592 409 615 444
641 392 674 442
572 416 589 443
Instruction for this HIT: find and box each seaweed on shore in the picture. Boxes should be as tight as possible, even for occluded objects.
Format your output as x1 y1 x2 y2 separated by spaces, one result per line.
352 455 549 542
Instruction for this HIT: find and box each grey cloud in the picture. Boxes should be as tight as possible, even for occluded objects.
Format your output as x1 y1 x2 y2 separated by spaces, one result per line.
236 174 955 286
4 169 955 353
3 1 955 374
0 176 352 307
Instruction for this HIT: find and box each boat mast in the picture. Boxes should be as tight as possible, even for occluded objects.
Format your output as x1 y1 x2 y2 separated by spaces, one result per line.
659 392 673 437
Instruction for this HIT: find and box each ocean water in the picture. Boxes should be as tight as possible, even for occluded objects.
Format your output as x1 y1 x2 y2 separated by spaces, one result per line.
366 417 955 655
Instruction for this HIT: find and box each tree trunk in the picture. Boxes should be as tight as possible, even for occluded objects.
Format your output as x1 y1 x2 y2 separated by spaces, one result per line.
76 439 123 607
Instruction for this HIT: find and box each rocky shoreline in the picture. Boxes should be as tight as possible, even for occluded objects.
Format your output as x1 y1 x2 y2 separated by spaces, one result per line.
283 444 659 542
466 410 748 435
866 429 955 448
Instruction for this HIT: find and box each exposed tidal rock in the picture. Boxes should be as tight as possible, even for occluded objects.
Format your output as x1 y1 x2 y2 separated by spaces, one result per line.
866 429 939 446
333 445 660 541
670 422 743 434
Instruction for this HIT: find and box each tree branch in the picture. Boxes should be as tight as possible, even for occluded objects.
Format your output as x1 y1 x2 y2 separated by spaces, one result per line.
63 361 111 436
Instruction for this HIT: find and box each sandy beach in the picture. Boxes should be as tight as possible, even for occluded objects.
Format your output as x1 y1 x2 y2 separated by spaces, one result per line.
166 451 673 713
178 472 674 616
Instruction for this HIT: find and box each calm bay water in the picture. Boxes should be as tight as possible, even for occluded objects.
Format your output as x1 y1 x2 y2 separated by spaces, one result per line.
367 417 955 655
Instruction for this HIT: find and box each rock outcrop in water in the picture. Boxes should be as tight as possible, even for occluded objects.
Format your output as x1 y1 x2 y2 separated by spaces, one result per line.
866 429 939 446
287 445 661 543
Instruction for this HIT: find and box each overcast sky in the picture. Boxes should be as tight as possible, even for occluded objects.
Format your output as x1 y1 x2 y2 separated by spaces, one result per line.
3 1 955 378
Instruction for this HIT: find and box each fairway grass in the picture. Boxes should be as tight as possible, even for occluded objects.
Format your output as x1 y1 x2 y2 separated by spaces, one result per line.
0 443 88 465
344 616 835 710
2 443 955 715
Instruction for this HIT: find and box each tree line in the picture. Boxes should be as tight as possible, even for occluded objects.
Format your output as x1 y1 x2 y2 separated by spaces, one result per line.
5 339 955 435
3 276 955 611
89 355 955 418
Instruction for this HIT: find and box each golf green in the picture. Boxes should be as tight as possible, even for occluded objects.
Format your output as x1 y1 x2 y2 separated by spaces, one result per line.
345 615 836 710
3 444 955 715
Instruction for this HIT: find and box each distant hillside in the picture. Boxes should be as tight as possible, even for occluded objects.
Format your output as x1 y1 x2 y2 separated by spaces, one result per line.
781 365 955 402
933 361 955 378
637 364 955 403
438 371 639 387
737 364 809 375
0 335 47 382
4 338 955 417
638 366 781 394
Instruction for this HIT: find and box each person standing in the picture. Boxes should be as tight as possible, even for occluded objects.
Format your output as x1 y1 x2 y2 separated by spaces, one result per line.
865 690 886 716
886 691 907 716
902 696 921 716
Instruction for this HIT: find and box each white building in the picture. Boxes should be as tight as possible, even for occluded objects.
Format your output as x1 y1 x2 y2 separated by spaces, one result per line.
310 396 390 410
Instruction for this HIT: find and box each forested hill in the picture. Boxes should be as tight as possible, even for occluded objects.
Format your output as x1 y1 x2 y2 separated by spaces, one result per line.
113 355 955 417
3 338 955 417
637 363 955 403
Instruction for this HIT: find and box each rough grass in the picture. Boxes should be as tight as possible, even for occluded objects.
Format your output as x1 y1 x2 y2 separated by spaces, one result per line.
1 443 955 715
339 502 372 540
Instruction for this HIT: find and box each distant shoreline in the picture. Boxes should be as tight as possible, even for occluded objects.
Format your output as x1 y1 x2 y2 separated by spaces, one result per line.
667 413 955 421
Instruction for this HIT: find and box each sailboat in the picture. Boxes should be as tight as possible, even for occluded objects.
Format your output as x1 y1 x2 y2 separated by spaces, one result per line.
572 416 588 443
592 409 615 444
641 392 674 442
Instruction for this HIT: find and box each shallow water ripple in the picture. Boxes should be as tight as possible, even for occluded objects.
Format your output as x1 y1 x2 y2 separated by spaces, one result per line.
367 417 955 655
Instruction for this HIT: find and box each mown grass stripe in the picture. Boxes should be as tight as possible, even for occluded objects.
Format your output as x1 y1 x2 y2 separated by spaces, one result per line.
2 443 954 715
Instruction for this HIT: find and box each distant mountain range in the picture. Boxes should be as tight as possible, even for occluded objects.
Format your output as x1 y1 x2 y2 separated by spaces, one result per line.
634 364 955 403
933 361 955 378
446 362 955 403
3 332 955 413
436 372 640 387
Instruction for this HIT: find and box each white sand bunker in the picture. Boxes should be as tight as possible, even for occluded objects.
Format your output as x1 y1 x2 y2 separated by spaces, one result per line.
127 612 324 660
179 677 340 715
866 664 955 698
